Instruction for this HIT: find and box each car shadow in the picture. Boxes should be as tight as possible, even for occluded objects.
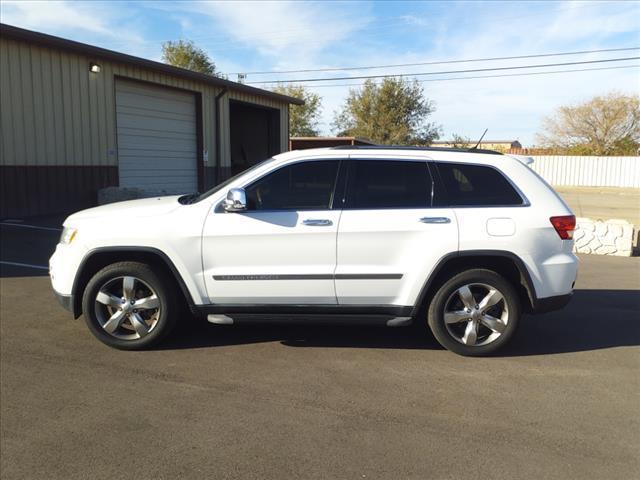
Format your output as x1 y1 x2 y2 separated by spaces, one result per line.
502 289 640 356
163 321 442 351
160 289 640 356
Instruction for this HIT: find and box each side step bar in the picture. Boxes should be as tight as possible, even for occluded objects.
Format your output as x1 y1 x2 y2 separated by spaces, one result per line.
207 314 413 327
206 315 234 325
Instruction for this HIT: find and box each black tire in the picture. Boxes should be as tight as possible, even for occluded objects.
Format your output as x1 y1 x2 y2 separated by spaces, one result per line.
427 269 520 356
82 261 177 350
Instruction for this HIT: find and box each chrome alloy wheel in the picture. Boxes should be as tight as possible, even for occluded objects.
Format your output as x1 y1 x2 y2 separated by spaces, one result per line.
94 276 161 340
443 283 509 347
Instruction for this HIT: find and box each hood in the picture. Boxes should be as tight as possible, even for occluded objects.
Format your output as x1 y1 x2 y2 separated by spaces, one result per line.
65 195 182 224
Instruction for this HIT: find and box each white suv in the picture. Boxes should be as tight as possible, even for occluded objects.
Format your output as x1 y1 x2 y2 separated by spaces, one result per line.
50 147 578 356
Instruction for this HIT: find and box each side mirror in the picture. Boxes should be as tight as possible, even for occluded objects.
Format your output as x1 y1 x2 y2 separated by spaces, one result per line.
223 188 247 212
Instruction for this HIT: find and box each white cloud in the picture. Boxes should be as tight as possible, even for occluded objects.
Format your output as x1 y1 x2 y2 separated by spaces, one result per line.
2 0 637 145
291 0 640 144
427 66 640 144
1 0 112 35
543 1 640 43
417 1 640 144
164 1 373 68
0 1 152 56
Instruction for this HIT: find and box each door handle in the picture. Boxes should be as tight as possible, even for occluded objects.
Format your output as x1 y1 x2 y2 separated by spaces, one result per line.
303 219 333 226
420 217 451 224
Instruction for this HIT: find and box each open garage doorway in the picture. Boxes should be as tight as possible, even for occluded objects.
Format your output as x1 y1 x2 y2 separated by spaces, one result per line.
229 100 281 177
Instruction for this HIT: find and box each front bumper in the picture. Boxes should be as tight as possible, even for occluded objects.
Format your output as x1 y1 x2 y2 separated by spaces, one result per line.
50 242 83 318
53 289 74 313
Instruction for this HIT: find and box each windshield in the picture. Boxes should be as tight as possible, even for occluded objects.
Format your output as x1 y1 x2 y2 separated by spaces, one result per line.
181 157 276 204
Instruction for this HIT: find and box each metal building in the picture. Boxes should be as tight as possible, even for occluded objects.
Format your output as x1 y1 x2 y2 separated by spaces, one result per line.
0 24 303 218
289 136 377 150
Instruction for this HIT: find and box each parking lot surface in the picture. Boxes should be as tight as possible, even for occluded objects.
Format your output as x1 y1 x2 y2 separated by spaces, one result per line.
555 186 640 226
1 221 639 480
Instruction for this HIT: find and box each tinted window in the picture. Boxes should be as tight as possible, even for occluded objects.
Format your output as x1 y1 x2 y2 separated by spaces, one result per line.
435 163 523 206
346 160 431 209
245 160 339 210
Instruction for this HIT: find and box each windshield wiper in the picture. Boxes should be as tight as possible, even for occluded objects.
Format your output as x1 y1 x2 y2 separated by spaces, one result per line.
178 192 200 205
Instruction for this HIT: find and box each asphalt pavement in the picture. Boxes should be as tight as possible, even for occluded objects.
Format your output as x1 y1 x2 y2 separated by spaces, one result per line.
555 186 640 226
0 222 639 480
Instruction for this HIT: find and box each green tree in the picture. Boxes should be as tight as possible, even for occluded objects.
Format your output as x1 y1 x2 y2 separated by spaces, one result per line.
161 40 222 77
332 77 441 145
536 92 640 155
272 85 322 137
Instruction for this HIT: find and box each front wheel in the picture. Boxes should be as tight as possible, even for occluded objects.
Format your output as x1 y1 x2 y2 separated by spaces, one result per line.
427 269 521 356
82 262 177 350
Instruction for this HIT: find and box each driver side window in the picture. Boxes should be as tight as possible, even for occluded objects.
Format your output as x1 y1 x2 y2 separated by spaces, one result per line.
245 160 340 211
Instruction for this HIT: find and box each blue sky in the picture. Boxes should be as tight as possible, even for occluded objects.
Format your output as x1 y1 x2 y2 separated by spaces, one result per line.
2 0 639 145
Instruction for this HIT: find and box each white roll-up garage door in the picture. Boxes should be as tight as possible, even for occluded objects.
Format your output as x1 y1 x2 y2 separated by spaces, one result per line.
115 79 198 193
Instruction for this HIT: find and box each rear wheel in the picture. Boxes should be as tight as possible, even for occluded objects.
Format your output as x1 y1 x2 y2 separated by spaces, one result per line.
427 269 520 356
82 262 177 350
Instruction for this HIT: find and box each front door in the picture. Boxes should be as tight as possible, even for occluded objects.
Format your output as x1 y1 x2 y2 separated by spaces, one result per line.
202 159 342 304
335 157 458 307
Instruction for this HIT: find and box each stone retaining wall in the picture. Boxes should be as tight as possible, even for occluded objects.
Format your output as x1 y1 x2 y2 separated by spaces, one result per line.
573 218 634 256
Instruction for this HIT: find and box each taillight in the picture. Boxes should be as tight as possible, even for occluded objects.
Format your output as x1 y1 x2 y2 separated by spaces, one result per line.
550 215 576 240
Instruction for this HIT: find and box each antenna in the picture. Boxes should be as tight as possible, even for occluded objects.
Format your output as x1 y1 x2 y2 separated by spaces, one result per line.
470 129 488 150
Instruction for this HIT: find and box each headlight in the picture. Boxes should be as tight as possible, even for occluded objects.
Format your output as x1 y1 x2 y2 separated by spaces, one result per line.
60 227 78 245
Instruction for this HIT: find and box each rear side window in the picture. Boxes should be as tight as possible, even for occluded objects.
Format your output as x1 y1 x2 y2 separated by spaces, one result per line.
346 160 431 209
245 160 339 211
435 162 524 206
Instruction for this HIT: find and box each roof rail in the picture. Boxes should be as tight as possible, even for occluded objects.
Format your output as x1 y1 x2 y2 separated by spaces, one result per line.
329 145 503 155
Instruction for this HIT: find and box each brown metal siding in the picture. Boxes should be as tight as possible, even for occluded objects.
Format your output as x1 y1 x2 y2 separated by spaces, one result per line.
0 36 291 217
0 24 303 106
0 166 118 218
1 39 118 168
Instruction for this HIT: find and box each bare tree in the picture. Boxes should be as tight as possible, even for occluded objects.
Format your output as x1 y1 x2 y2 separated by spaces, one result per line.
536 92 640 155
450 134 472 148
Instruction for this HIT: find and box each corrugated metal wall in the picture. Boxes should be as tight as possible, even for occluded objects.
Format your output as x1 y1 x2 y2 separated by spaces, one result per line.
529 156 640 188
0 36 290 216
0 37 290 168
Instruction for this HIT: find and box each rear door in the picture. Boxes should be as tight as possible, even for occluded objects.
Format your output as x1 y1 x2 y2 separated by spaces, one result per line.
433 160 531 254
335 157 458 307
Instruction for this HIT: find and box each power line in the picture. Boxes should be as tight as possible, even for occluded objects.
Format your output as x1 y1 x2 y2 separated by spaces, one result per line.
259 64 639 89
247 56 640 85
232 47 640 75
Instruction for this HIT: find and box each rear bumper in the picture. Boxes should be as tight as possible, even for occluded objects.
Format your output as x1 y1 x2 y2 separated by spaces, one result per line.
531 251 578 300
53 290 74 314
531 292 573 314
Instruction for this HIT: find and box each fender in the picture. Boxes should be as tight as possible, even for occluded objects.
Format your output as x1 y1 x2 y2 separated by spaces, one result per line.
411 249 538 316
71 246 196 318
